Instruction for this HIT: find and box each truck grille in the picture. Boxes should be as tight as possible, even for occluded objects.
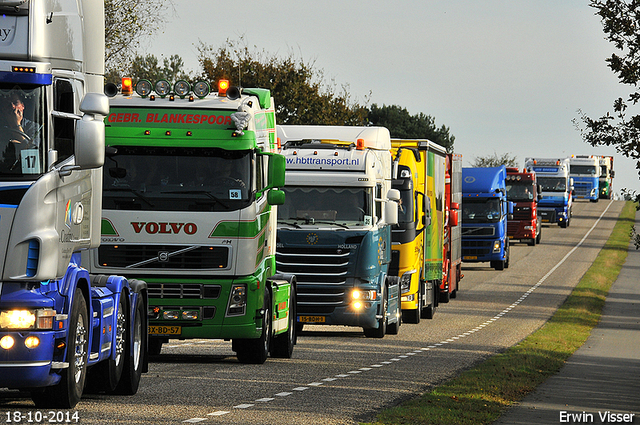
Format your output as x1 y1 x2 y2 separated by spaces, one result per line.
462 227 495 236
97 245 229 269
462 240 492 256
276 247 352 315
148 283 219 299
574 182 593 197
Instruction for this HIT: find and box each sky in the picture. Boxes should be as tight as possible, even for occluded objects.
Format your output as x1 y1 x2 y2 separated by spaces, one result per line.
145 0 639 196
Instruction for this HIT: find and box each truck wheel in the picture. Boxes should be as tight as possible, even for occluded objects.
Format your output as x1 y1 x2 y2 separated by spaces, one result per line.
234 290 271 364
493 260 505 270
271 289 296 358
386 277 401 335
504 245 510 269
421 281 436 319
148 339 163 356
32 288 88 408
536 227 542 244
85 294 127 393
402 282 422 324
364 286 387 338
114 294 146 395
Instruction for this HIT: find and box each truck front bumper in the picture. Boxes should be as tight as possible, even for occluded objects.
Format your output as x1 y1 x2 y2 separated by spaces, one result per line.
0 331 62 388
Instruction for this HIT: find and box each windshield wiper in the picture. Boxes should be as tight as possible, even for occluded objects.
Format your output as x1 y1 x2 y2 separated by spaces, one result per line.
314 220 349 229
103 187 154 207
161 190 230 209
277 220 302 229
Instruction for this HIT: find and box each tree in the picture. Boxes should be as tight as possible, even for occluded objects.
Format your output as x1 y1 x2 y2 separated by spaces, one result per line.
123 54 192 84
576 1 640 178
104 0 175 79
367 104 455 151
471 152 518 168
196 39 368 126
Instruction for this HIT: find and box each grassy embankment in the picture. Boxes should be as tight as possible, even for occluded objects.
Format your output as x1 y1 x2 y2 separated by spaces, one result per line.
365 201 637 425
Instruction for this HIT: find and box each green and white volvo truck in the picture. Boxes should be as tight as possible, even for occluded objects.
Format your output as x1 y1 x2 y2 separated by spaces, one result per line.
84 79 296 364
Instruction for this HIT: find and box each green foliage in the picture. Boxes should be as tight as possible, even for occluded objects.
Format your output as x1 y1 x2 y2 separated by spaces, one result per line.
196 38 368 126
367 104 455 152
109 54 193 85
104 0 174 78
471 152 518 168
575 1 640 178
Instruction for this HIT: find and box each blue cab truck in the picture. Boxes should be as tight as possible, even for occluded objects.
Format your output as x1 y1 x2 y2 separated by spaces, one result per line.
0 0 147 408
275 125 401 338
461 166 513 271
524 157 573 228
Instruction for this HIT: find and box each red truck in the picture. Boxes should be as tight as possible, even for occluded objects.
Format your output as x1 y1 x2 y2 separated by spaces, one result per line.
506 167 542 246
440 153 463 303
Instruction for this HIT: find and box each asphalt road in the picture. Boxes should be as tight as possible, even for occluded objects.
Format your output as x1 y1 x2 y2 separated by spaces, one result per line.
0 199 623 425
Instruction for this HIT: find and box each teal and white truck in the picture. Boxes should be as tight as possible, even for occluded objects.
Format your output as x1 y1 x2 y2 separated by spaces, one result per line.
276 125 401 338
0 0 147 408
84 78 296 364
525 157 573 228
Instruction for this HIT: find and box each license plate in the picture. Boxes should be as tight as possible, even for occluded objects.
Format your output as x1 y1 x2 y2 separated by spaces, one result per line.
298 315 325 323
149 325 181 336
463 256 477 260
541 219 550 223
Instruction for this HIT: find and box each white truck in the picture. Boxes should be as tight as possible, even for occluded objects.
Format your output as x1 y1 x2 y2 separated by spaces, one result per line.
569 154 601 202
524 157 573 228
0 0 147 408
276 125 401 338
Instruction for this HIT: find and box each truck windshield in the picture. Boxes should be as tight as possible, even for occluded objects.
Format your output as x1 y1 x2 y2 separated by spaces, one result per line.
462 198 501 223
0 84 46 178
537 177 566 192
102 146 252 212
570 165 597 175
506 181 535 201
278 186 373 227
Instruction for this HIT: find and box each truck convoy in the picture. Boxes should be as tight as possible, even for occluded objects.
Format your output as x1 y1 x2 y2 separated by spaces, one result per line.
524 157 573 228
388 140 461 323
506 167 542 246
276 125 401 338
569 154 600 202
86 79 296 364
598 155 615 199
461 166 512 270
0 0 147 408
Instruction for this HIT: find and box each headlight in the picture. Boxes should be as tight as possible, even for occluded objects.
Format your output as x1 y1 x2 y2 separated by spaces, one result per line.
492 240 501 253
181 310 200 320
162 310 180 320
227 284 247 316
399 270 417 293
352 289 376 301
0 309 55 330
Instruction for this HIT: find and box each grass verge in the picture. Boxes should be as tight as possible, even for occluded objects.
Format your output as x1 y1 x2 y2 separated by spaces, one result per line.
364 201 637 425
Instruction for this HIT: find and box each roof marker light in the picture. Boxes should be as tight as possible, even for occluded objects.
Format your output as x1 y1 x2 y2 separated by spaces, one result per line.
218 80 229 97
356 139 365 150
121 77 133 96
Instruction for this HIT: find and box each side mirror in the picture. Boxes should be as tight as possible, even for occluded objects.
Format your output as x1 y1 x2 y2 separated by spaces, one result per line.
385 200 398 225
450 210 459 226
267 189 285 205
387 188 400 202
74 114 105 170
267 153 286 188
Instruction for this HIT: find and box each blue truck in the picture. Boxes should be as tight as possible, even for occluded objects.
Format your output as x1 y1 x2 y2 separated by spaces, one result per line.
0 0 147 408
569 155 601 202
461 166 512 271
524 157 573 228
275 125 401 338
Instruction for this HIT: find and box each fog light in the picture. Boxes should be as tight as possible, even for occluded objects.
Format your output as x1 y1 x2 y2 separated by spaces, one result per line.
163 310 180 320
402 294 415 302
0 335 15 349
25 336 40 348
353 301 363 310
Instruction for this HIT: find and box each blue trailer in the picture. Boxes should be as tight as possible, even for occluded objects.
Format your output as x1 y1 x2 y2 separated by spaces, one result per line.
461 166 512 270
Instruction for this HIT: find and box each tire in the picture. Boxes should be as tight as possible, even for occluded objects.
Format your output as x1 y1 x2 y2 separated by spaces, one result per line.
271 288 296 358
85 294 127 393
402 282 422 324
439 285 451 303
32 288 88 408
386 277 401 335
421 281 436 319
148 338 163 356
364 286 387 338
528 237 536 246
504 244 510 269
114 294 145 395
234 290 271 364
536 226 542 244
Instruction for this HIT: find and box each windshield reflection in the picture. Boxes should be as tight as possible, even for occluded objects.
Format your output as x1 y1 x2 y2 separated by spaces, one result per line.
279 186 373 226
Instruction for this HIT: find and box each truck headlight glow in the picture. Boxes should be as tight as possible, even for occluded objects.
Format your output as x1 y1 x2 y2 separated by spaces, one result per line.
492 240 501 253
181 310 200 320
0 335 15 350
162 310 180 320
25 336 40 349
1 310 36 329
352 289 376 301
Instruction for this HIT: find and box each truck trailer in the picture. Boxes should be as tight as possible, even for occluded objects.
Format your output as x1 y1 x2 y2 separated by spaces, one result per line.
276 125 401 338
461 166 512 270
0 0 147 407
85 79 297 364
